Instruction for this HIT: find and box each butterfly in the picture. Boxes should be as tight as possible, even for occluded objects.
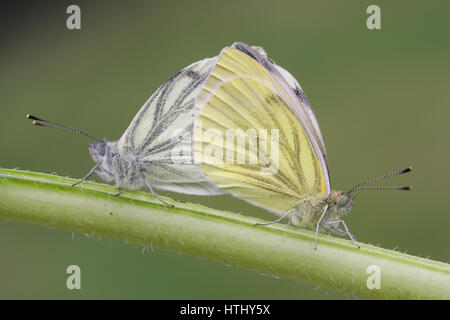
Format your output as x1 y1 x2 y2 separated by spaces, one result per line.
27 55 222 205
28 42 411 249
192 42 411 249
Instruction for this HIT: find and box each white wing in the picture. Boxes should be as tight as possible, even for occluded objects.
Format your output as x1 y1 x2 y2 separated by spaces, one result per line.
118 57 221 195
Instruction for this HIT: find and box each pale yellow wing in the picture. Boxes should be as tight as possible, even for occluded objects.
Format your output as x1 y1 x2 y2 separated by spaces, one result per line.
193 47 327 214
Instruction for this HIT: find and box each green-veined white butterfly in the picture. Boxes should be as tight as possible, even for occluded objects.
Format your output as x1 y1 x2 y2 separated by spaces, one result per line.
192 42 411 248
28 56 222 205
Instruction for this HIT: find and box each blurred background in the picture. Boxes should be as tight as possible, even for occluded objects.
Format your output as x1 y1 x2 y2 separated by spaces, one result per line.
0 0 449 299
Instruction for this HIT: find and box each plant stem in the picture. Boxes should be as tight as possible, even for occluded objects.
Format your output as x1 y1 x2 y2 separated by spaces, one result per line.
0 168 449 299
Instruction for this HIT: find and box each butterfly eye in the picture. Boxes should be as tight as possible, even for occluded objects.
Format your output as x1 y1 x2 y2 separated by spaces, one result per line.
336 195 346 207
98 145 105 156
336 194 351 207
99 142 110 156
90 142 106 157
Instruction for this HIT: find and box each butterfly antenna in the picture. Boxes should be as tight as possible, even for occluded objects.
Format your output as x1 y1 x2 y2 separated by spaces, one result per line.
350 186 411 192
347 167 412 193
27 114 100 142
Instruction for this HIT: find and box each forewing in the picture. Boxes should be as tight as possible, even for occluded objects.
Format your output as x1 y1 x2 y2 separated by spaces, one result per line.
232 42 329 189
194 47 327 214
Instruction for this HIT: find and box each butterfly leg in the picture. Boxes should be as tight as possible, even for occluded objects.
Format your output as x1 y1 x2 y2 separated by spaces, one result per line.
314 205 329 250
72 164 99 187
113 188 125 197
326 220 360 249
253 208 296 227
145 181 174 207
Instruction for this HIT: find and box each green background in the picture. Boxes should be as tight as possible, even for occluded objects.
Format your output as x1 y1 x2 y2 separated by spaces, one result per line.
0 0 449 299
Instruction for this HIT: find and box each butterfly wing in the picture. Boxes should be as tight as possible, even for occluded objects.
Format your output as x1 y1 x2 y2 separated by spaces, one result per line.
232 42 328 176
118 57 221 195
193 45 329 214
273 64 326 161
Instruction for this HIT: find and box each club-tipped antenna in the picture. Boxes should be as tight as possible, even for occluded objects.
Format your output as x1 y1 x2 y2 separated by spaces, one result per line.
346 167 412 194
349 185 411 192
27 114 100 142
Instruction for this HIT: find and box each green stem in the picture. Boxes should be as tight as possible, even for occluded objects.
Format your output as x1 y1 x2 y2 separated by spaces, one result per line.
0 168 449 299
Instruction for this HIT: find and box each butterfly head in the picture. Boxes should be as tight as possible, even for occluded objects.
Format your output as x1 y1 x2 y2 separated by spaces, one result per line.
89 139 118 182
89 139 109 162
326 190 355 218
